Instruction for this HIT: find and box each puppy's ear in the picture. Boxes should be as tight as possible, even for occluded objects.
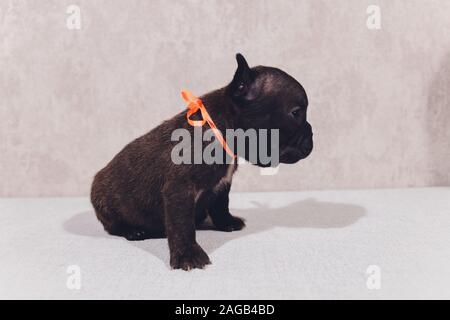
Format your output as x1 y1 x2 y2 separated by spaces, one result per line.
228 53 254 100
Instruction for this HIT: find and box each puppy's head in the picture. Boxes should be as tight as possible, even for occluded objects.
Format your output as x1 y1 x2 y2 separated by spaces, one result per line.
226 53 313 166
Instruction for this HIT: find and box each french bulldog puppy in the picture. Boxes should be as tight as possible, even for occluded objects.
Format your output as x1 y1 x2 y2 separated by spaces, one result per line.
91 54 313 270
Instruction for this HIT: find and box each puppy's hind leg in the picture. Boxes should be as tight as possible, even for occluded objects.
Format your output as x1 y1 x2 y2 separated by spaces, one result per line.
94 206 165 241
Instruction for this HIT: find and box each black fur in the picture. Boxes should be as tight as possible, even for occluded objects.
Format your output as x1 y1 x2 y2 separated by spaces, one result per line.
91 54 313 270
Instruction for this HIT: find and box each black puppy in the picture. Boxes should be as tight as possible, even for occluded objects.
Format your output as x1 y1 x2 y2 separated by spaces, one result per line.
91 54 313 270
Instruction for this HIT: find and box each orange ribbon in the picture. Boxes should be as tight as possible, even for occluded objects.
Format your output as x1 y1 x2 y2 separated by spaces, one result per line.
182 89 236 159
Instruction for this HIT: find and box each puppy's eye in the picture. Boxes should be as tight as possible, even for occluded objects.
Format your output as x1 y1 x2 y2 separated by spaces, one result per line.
237 82 245 91
290 107 302 118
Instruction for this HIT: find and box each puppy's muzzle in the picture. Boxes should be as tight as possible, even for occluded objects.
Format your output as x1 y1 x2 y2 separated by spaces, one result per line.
298 122 313 157
280 122 313 163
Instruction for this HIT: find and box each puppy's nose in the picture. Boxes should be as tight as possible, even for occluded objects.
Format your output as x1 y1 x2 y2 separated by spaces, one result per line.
302 122 313 137
301 138 313 156
300 126 313 156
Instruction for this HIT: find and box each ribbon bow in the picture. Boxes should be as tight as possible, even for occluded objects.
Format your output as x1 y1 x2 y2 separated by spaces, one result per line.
182 89 236 159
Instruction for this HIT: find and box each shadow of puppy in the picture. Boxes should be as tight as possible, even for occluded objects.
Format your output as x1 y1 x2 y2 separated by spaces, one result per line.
64 198 365 269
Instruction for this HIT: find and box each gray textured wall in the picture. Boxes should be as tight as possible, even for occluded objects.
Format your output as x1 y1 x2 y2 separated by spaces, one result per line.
1 0 450 197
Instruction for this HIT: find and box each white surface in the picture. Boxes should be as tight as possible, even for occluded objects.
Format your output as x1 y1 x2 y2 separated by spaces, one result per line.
1 188 449 299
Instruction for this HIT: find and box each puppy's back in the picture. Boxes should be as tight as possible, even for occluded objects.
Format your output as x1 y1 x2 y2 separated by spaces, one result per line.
90 112 186 231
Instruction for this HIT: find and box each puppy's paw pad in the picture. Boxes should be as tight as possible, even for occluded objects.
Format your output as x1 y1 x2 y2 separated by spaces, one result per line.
170 244 211 271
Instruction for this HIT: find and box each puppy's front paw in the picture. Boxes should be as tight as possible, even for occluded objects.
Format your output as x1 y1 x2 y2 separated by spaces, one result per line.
215 215 246 232
170 243 211 271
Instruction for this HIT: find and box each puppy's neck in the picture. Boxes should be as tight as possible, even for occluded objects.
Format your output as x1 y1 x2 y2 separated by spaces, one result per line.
199 88 239 130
